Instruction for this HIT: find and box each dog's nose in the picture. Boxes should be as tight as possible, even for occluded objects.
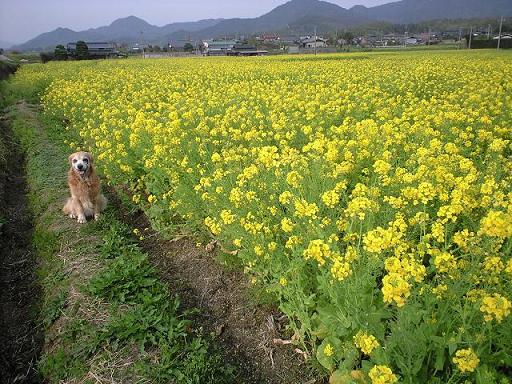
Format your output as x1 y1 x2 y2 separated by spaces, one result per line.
77 164 84 170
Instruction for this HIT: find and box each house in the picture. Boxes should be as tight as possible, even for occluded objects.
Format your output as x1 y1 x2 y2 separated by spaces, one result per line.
67 42 116 58
227 44 268 56
405 37 421 45
287 45 300 54
301 37 328 48
493 33 512 40
420 32 441 44
256 34 280 42
203 39 237 56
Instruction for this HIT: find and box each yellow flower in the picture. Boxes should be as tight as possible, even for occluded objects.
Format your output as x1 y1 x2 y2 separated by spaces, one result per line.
368 365 398 384
233 238 242 247
220 209 235 225
382 273 411 307
204 217 221 235
480 210 512 238
433 251 457 273
330 258 351 281
480 294 511 322
323 343 334 357
281 218 295 233
286 171 302 187
278 190 293 205
294 199 319 218
353 331 380 355
321 189 340 208
303 239 331 266
452 348 479 373
432 284 448 299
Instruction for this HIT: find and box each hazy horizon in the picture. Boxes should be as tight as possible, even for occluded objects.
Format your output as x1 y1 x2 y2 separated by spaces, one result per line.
0 0 393 46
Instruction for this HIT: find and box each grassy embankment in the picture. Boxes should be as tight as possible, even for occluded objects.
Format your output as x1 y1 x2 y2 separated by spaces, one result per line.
5 94 234 382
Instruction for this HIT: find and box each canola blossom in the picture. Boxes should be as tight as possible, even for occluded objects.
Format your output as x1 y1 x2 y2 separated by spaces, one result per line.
13 50 512 382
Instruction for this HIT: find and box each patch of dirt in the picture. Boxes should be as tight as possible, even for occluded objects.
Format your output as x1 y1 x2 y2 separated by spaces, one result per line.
0 112 43 383
106 188 321 384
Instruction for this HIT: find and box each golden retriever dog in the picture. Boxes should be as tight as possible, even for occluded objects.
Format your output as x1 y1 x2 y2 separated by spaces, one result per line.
63 151 107 223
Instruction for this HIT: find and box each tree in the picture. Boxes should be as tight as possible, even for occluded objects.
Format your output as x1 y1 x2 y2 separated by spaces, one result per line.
341 32 354 46
40 52 55 64
54 44 68 60
183 42 194 52
75 41 89 60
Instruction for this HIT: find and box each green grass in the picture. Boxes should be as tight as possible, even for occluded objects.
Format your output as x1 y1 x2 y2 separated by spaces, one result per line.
10 102 235 383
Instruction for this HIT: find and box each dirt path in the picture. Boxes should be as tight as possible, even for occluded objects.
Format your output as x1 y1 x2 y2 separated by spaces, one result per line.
107 190 318 384
0 112 43 383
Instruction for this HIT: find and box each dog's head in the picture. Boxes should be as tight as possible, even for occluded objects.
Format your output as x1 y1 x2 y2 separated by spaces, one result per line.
69 151 93 177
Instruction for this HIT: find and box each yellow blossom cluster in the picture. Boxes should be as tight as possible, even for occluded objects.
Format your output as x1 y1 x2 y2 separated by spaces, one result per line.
353 331 380 355
452 348 480 373
368 365 398 384
480 294 511 323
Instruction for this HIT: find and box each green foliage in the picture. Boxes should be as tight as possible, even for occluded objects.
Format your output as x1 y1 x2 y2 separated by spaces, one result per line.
42 289 68 327
39 52 55 64
38 347 88 381
75 41 89 60
54 45 68 61
184 43 194 52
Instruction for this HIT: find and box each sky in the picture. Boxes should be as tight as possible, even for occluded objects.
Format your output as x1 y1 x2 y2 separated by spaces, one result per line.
0 0 393 45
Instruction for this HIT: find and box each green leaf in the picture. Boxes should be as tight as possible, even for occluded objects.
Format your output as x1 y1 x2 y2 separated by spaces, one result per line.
317 337 342 372
434 348 445 371
448 341 458 356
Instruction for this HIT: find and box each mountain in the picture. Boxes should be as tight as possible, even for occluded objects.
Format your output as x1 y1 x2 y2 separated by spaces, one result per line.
350 0 512 24
194 0 369 36
10 0 512 51
11 16 223 51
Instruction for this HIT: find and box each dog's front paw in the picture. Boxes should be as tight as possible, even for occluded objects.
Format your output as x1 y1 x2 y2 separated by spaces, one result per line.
69 213 76 219
77 215 87 224
94 213 100 221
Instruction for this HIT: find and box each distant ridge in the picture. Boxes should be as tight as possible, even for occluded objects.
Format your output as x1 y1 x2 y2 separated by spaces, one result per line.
350 0 512 24
11 0 512 51
12 16 224 51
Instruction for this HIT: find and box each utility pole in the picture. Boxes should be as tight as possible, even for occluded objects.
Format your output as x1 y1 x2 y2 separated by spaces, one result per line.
314 26 317 55
497 16 504 50
140 30 145 59
428 26 431 46
468 26 473 49
458 27 462 49
487 24 491 39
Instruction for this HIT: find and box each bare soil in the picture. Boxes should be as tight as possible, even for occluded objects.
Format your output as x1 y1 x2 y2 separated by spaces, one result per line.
0 113 43 383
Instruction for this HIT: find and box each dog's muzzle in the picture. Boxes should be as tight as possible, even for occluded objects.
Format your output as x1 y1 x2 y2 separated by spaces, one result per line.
75 163 88 176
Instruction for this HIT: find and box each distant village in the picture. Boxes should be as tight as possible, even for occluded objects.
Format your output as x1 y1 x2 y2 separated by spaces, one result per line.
61 28 512 61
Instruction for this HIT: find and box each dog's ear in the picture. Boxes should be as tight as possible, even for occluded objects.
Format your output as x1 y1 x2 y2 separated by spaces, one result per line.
68 153 75 165
85 152 94 164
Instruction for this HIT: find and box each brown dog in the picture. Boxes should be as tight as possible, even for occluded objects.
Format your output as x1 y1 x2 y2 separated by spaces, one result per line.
63 151 107 223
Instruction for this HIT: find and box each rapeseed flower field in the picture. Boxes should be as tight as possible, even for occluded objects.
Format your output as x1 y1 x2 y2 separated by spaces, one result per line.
14 50 512 382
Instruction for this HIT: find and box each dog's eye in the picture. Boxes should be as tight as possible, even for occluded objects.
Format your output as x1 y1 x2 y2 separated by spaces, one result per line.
72 159 77 163
83 158 89 163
